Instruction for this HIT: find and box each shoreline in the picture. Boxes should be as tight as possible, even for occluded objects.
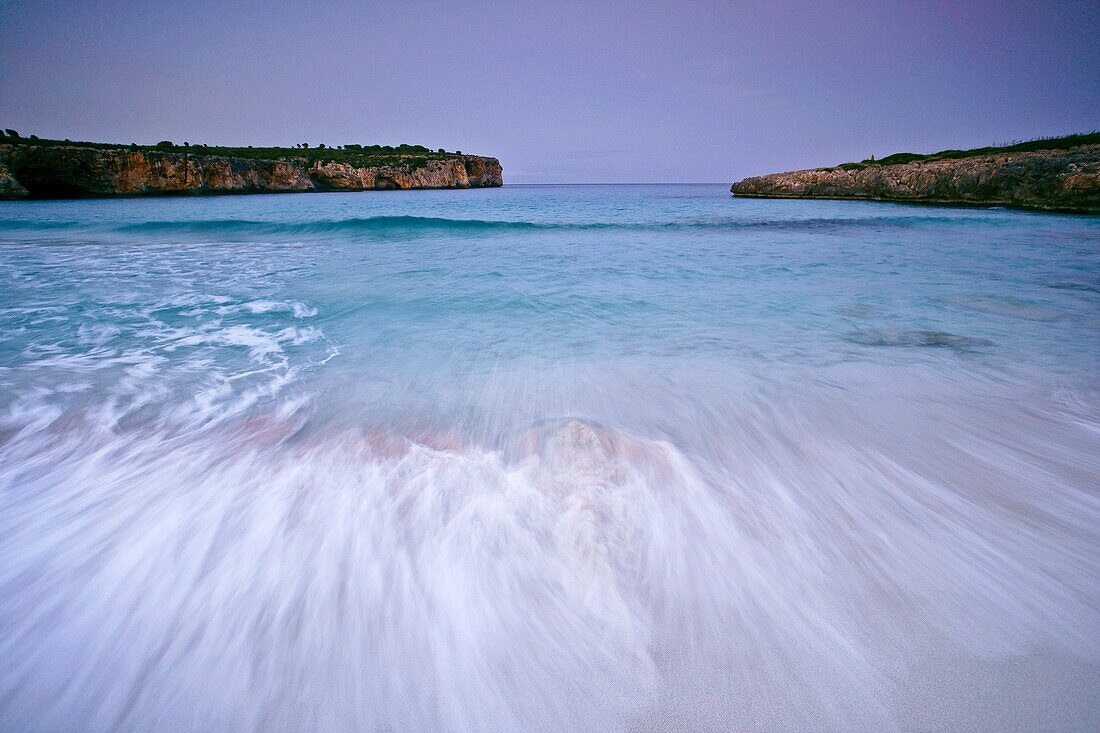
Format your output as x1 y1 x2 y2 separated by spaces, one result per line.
729 190 1100 215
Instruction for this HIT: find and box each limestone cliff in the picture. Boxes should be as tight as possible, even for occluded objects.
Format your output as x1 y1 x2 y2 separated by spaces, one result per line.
0 144 502 199
731 144 1100 214
309 156 501 191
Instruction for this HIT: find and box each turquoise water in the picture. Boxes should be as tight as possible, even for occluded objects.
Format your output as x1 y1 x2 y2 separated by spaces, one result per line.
1 186 1099 731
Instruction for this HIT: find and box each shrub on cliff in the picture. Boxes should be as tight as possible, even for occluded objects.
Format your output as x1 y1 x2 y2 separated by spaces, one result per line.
860 131 1100 167
0 133 477 170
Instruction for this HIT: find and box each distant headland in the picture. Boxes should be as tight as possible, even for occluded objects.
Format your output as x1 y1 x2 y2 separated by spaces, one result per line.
731 132 1100 214
0 132 503 199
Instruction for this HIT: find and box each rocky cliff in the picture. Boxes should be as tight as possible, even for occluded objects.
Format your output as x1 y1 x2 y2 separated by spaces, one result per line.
731 144 1100 214
0 144 502 199
309 156 502 191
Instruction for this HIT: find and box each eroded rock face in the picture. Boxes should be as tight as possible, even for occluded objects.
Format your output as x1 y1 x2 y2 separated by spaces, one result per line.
0 160 28 199
309 157 503 190
0 145 503 199
730 145 1100 213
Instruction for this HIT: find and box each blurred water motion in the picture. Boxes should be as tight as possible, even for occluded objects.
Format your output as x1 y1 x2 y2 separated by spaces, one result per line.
1 186 1098 731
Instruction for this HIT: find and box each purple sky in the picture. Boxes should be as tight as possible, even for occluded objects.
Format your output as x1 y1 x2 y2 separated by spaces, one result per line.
1 0 1097 183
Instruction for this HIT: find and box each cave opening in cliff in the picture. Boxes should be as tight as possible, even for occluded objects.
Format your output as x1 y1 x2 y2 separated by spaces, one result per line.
9 167 95 199
18 180 94 199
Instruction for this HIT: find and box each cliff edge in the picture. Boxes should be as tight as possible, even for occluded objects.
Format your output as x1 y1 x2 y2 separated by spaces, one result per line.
731 140 1100 214
0 143 502 199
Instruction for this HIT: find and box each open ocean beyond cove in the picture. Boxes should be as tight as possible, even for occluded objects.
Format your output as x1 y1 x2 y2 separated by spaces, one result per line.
1 184 1098 732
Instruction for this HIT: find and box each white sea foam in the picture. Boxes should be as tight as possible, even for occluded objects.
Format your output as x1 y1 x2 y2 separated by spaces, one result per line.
0 372 1096 732
220 299 320 319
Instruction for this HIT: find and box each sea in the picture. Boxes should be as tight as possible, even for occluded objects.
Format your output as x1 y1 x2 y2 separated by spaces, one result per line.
1 184 1098 732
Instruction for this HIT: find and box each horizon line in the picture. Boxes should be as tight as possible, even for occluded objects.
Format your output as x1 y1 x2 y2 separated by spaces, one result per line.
506 182 730 186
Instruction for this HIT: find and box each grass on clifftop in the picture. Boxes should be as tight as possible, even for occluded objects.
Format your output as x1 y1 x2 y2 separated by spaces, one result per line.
832 131 1100 171
0 131 476 168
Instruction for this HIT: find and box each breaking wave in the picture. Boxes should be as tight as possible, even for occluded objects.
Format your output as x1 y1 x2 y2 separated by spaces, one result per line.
1 380 1098 732
114 215 550 235
93 214 973 238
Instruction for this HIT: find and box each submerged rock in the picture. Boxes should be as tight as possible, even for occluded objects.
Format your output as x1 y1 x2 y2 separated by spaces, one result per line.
846 329 992 350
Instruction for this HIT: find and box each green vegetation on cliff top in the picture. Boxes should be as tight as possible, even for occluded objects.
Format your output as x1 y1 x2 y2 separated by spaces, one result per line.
831 131 1100 171
0 130 478 169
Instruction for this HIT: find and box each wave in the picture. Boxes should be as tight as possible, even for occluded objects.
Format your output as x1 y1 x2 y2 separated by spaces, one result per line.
102 214 963 237
113 216 551 235
2 394 1098 731
0 214 973 238
0 219 82 231
1047 281 1100 295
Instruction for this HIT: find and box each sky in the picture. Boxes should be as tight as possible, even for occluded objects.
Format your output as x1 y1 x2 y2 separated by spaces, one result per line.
1 0 1097 183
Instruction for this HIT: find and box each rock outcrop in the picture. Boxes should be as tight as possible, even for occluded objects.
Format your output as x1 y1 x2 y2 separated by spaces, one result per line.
0 160 28 199
0 144 502 199
731 145 1100 214
309 156 501 191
